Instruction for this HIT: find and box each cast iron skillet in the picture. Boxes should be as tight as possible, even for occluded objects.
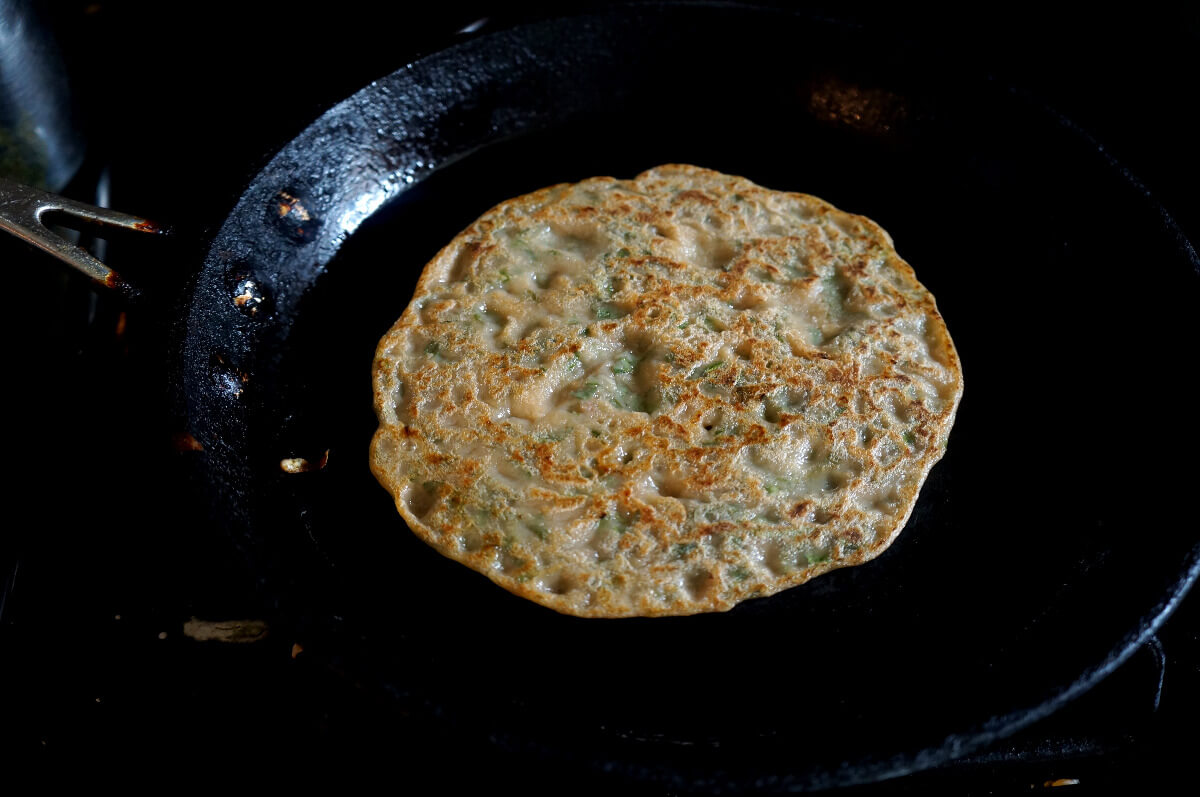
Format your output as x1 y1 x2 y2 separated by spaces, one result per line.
10 4 1199 791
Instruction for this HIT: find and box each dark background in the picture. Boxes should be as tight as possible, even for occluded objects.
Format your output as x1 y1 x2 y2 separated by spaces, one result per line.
3 1 1196 790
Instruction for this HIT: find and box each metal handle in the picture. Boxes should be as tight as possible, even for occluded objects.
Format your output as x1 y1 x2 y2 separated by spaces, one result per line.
0 177 164 297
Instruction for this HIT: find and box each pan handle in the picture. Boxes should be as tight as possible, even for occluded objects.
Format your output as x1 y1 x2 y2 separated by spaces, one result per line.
0 177 165 298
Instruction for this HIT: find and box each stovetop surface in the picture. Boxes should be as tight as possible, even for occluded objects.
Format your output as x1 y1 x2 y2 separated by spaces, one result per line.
4 2 1196 791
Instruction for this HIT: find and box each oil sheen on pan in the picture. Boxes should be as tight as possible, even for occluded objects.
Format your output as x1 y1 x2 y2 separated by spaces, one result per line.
370 165 963 617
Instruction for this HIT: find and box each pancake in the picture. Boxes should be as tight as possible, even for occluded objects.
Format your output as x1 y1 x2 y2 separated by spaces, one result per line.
370 164 963 617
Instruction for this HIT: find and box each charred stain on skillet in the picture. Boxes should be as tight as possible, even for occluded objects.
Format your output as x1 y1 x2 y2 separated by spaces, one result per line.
171 431 205 453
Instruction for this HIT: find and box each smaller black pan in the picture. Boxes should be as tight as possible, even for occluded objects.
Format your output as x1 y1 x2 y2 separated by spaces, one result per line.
6 5 1197 791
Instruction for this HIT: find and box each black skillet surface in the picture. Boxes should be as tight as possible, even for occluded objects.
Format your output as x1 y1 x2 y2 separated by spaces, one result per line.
167 4 1198 790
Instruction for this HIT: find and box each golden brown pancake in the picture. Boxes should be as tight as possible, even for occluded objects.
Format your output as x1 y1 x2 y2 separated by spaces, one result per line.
371 165 963 617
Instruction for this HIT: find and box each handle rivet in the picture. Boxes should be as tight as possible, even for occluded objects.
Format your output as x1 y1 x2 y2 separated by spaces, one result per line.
270 190 320 242
231 275 269 317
